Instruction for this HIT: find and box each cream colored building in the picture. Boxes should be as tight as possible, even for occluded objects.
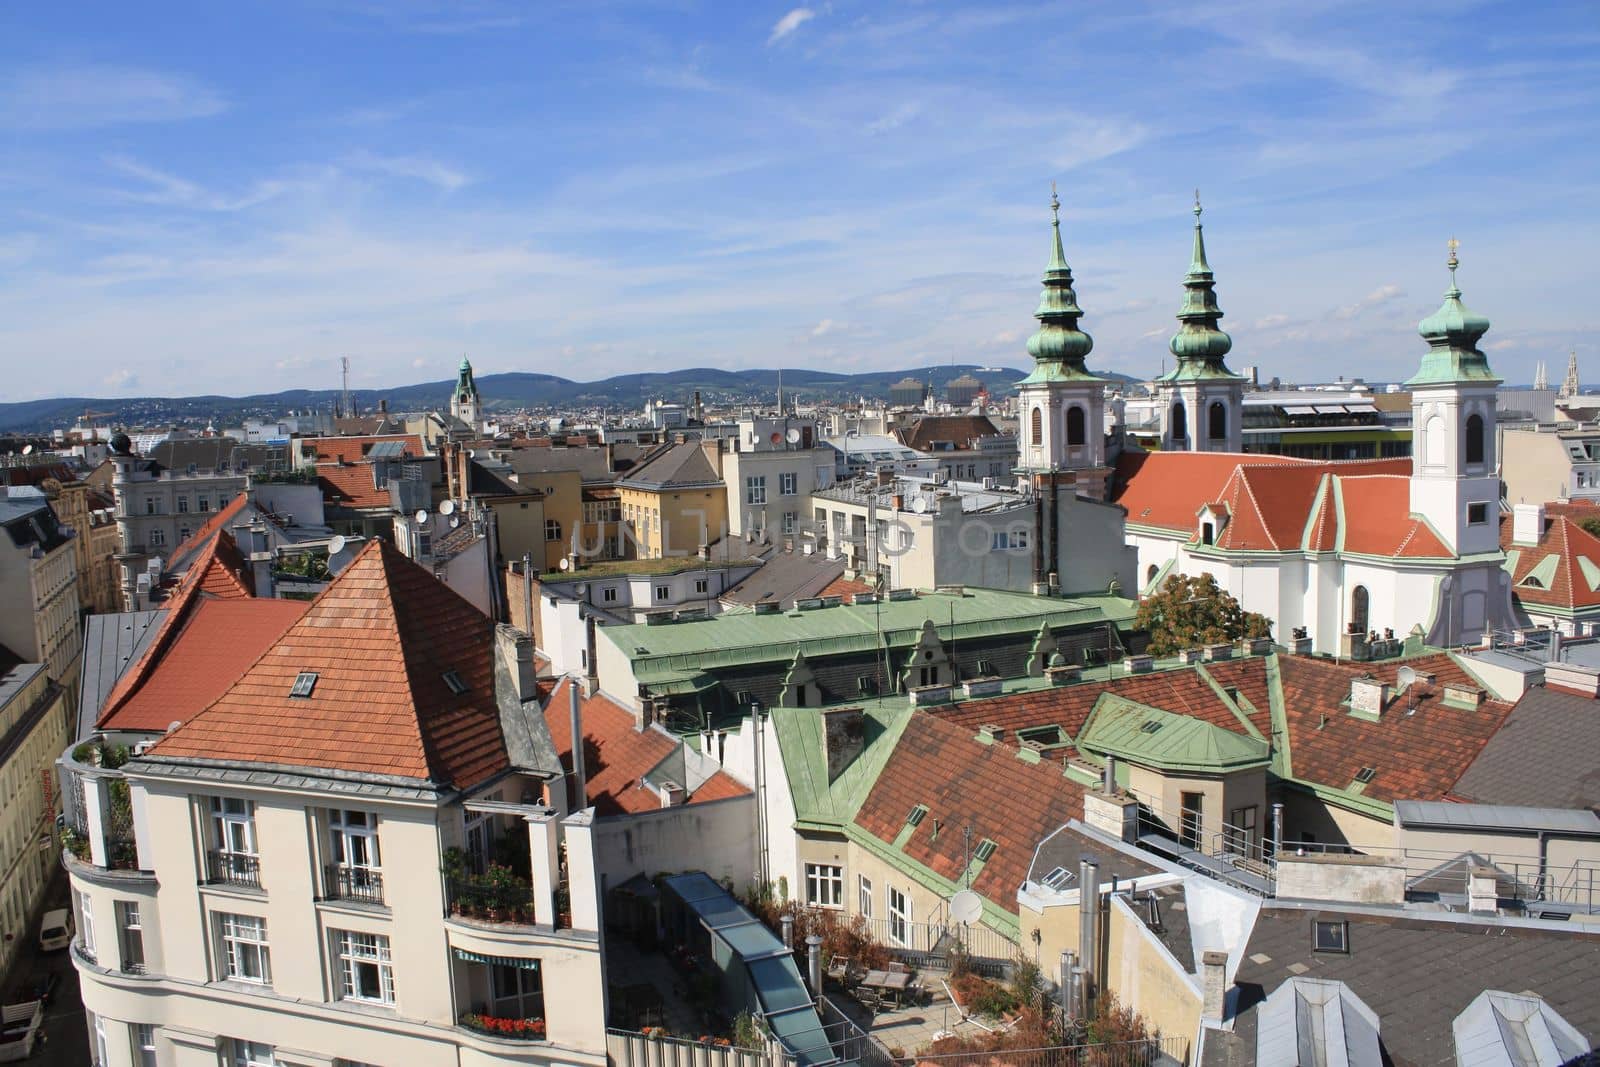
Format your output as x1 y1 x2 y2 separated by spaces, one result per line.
0 659 71 982
0 486 82 710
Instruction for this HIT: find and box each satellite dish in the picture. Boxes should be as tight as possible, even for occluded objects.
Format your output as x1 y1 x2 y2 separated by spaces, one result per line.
558 557 570 571
450 515 461 528
949 890 983 925
415 509 430 525
21 444 32 455
328 535 347 556
911 497 929 514
440 499 456 516
785 428 801 444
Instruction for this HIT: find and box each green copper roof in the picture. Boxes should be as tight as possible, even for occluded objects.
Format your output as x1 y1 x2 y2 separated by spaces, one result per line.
1160 194 1242 382
1405 241 1501 388
771 703 916 829
1020 188 1103 385
1077 693 1270 773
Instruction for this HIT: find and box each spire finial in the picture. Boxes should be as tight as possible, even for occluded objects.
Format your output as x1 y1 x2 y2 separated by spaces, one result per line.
1051 181 1059 221
1193 189 1202 220
1447 236 1460 275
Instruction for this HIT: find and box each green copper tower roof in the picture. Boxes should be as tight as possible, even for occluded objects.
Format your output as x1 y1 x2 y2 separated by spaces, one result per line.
1159 193 1242 383
1019 187 1104 386
1405 240 1501 388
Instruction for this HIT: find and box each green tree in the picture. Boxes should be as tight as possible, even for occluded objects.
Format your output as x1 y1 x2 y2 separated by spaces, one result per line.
1577 516 1600 541
1134 573 1272 656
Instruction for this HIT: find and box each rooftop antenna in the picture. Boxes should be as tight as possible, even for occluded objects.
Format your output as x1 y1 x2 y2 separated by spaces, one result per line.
340 356 351 420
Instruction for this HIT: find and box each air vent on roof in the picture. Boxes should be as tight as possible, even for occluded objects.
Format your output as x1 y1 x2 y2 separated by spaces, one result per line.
906 805 928 827
973 839 997 862
290 672 318 699
1139 719 1163 734
1353 766 1376 784
442 670 469 695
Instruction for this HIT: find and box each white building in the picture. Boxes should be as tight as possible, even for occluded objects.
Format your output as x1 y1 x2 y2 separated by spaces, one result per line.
719 415 834 539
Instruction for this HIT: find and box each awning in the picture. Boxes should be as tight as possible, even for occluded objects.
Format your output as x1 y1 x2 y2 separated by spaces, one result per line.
453 947 542 970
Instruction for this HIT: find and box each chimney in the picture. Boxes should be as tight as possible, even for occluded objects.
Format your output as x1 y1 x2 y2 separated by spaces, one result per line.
806 934 823 994
1349 675 1386 719
1200 951 1229 1023
1078 855 1099 1013
822 707 867 784
1101 755 1117 794
568 680 588 810
658 780 686 807
496 624 538 701
1511 503 1545 547
1468 865 1499 914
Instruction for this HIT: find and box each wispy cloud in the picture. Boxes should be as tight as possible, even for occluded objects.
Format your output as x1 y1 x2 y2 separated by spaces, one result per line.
768 8 816 45
346 151 471 191
1333 283 1405 320
105 155 332 212
0 64 225 130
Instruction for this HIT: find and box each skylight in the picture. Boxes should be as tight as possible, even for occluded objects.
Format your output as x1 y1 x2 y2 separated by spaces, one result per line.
442 670 469 695
1039 866 1075 891
1139 719 1163 734
290 672 318 699
1353 766 1376 784
973 839 997 862
906 805 928 827
1312 919 1349 954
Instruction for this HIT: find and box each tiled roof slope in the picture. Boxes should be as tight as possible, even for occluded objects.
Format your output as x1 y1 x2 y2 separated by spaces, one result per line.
1336 475 1453 559
1500 513 1600 610
1275 653 1514 805
151 539 509 788
896 415 1005 452
1450 686 1600 811
542 678 748 817
99 598 308 733
304 434 425 463
317 462 392 510
194 529 255 599
166 493 250 573
853 712 1088 914
621 442 721 488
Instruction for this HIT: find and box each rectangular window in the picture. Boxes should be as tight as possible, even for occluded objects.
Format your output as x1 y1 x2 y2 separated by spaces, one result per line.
1226 806 1258 857
210 797 258 887
92 1011 109 1066
231 1039 277 1067
888 887 911 946
78 888 96 960
219 913 271 984
545 520 562 541
290 671 318 698
335 930 395 1004
780 472 798 496
197 496 211 513
133 1023 157 1067
746 476 767 506
655 585 669 601
145 498 157 515
1467 502 1489 525
602 587 618 603
1312 919 1349 954
805 863 843 908
117 900 146 974
150 529 165 547
327 810 382 903
858 875 873 918
491 962 545 1020
694 578 708 594
177 495 190 513
783 511 797 535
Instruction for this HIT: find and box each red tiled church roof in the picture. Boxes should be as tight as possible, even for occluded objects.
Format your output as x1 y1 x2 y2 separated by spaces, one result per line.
1336 476 1453 559
542 678 748 816
151 539 510 788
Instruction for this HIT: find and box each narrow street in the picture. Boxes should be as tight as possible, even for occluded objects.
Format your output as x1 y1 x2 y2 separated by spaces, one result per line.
4 868 89 1066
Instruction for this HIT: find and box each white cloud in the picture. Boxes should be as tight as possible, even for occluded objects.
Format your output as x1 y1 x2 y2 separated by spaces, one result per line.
1051 118 1149 171
811 318 837 336
102 369 140 391
768 8 816 45
0 64 225 130
105 154 331 212
347 151 471 191
1333 283 1405 320
867 102 922 134
1253 314 1293 330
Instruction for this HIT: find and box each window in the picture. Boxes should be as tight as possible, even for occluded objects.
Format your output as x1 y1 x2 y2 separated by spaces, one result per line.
1350 585 1370 635
1171 402 1187 441
328 810 382 902
888 887 911 946
1468 502 1489 525
210 797 259 885
655 584 669 601
1180 791 1204 849
78 888 96 960
178 526 191 543
1201 521 1214 545
858 875 873 917
442 670 469 695
545 520 562 542
230 1039 277 1067
91 1011 109 1067
694 578 708 594
1353 766 1376 784
602 587 618 603
1209 401 1227 441
290 672 318 698
1312 919 1349 954
1030 407 1042 447
150 529 166 547
491 962 545 1021
133 1023 157 1067
746 476 767 506
1226 806 1258 857
118 900 146 974
805 863 844 908
177 495 190 513
198 496 211 513
1066 406 1086 446
783 511 797 535
780 471 798 496
145 498 158 515
219 913 271 984
1465 413 1485 465
335 930 395 1004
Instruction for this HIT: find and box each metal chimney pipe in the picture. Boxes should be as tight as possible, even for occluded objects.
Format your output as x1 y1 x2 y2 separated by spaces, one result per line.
1550 631 1563 663
568 679 588 809
806 934 823 995
1059 950 1077 1018
1102 755 1116 794
1078 855 1099 1013
1271 802 1285 858
781 913 795 949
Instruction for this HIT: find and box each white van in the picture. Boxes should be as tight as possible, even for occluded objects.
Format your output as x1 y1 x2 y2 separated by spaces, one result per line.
37 908 71 951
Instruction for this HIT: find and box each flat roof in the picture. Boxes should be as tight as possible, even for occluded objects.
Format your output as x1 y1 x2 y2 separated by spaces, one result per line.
1394 800 1600 835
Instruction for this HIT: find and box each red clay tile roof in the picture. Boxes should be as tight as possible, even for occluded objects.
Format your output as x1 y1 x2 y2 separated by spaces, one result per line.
194 529 256 599
1501 514 1600 610
316 462 393 510
150 538 510 788
820 576 875 604
99 598 308 733
542 678 748 816
854 712 1087 913
1335 475 1453 559
304 434 425 464
1276 653 1515 804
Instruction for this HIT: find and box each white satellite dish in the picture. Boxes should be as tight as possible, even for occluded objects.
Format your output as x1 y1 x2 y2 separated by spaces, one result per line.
440 499 456 516
450 515 461 528
785 427 801 444
949 889 983 925
21 444 33 455
558 557 570 571
911 497 929 514
415 509 430 525
327 535 347 556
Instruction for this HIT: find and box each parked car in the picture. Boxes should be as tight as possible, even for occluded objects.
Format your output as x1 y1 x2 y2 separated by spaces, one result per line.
36 909 70 952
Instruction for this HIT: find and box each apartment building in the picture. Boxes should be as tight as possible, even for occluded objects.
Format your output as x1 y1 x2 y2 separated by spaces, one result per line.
0 653 71 983
718 415 833 540
617 442 727 558
53 475 122 614
63 540 609 1067
0 485 81 708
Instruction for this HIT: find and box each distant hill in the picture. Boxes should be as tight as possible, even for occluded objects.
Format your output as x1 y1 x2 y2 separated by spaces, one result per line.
0 363 1135 432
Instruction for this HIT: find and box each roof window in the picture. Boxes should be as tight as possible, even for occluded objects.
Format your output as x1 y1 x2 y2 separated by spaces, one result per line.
1312 919 1349 954
1139 719 1163 734
1039 866 1075 891
973 838 997 862
906 805 928 827
1353 766 1376 784
442 670 469 695
290 672 318 699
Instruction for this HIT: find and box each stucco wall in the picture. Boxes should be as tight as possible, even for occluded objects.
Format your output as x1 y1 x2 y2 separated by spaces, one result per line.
591 796 758 894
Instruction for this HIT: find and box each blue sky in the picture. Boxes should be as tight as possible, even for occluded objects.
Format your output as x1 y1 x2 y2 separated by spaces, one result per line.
1 0 1597 401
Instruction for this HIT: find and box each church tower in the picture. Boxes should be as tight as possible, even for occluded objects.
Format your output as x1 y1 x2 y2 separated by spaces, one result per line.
1156 195 1244 452
451 356 481 429
1407 240 1501 557
1015 188 1109 496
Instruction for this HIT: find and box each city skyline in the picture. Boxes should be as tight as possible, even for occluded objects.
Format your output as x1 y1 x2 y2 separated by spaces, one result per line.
2 0 1597 401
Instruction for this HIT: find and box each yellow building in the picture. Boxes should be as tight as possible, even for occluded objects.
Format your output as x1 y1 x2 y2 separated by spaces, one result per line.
616 443 727 559
50 477 122 615
0 657 71 981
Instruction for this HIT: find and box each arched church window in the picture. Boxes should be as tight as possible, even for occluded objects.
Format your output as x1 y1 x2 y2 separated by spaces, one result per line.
1209 401 1227 441
1067 406 1086 446
1030 407 1043 447
1350 585 1370 635
1171 403 1188 442
1465 413 1485 465
1423 414 1445 466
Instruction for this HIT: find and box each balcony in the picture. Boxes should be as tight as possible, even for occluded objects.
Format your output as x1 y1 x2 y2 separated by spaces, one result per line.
324 863 385 906
58 738 148 877
206 849 262 889
447 875 541 926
